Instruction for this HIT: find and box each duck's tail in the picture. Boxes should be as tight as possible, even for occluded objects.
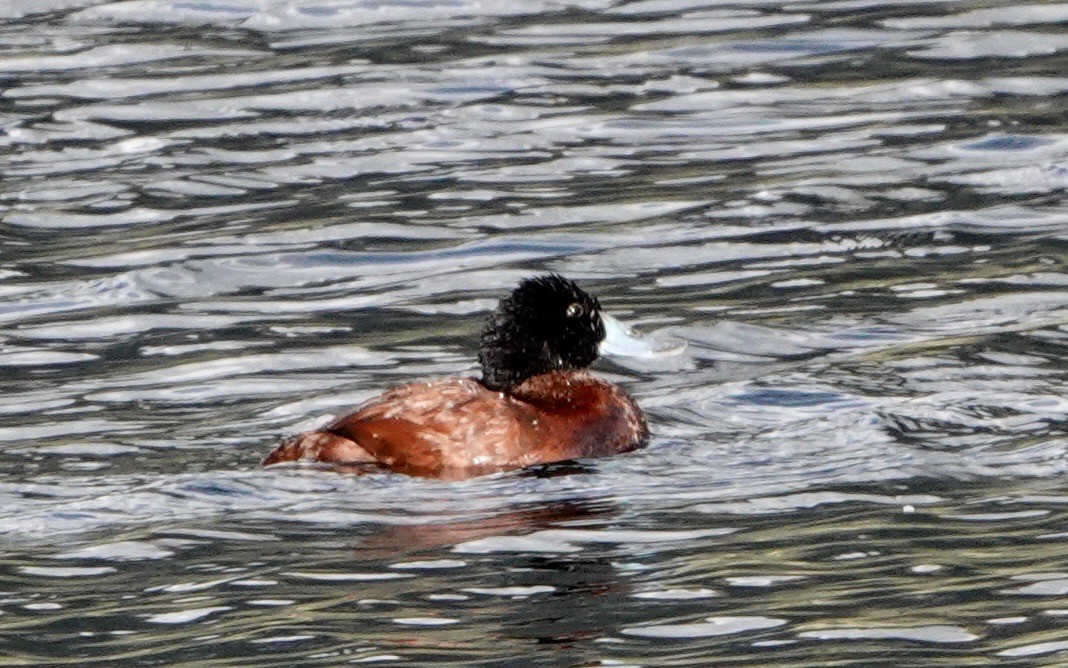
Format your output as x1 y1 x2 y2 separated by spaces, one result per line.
262 430 377 467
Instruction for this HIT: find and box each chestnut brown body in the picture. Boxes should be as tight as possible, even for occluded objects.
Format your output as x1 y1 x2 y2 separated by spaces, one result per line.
263 371 648 478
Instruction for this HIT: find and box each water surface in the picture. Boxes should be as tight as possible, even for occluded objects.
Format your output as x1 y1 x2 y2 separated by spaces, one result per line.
1 0 1066 665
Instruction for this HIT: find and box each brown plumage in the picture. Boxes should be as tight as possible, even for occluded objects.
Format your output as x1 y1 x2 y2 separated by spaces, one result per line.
262 275 652 479
262 371 647 478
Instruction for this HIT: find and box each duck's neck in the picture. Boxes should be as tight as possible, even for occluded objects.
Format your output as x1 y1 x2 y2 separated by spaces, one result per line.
478 319 560 392
478 342 557 392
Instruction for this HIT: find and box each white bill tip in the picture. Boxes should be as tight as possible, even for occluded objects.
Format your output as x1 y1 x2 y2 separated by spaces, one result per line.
599 314 686 359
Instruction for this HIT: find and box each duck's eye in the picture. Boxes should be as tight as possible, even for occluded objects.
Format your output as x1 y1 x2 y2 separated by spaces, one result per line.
565 302 584 318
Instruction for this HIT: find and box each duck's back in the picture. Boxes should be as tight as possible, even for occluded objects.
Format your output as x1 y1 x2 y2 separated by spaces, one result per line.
262 372 647 478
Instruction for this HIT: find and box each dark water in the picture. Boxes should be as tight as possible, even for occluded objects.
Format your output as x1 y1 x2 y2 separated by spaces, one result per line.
1 0 1067 665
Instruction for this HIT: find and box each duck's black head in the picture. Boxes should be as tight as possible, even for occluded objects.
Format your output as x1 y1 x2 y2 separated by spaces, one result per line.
479 275 606 391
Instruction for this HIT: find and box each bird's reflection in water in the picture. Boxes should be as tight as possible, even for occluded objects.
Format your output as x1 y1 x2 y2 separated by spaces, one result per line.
352 466 636 650
356 483 608 559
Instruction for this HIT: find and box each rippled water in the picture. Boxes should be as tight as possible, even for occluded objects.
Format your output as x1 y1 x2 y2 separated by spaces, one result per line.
1 0 1066 664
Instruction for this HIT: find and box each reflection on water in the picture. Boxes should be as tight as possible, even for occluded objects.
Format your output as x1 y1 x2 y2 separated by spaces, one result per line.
1 0 1066 665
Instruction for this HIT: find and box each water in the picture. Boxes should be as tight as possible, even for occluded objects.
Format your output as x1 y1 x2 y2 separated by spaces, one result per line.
1 0 1066 664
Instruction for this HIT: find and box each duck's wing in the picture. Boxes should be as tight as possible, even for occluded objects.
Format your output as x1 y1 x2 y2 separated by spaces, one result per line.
321 378 530 476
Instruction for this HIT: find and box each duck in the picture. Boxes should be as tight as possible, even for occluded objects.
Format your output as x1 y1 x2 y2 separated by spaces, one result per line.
262 274 666 478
